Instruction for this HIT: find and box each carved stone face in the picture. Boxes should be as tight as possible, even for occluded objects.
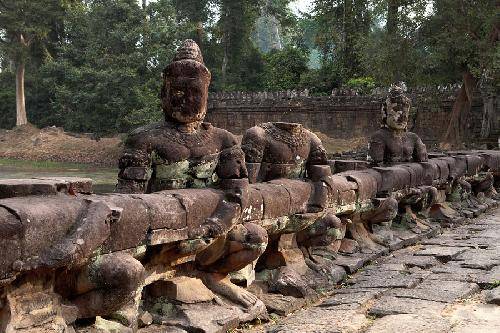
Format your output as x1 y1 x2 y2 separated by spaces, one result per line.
385 97 410 131
163 74 209 124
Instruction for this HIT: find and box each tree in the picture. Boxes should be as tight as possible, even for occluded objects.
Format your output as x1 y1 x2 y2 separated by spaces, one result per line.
423 0 498 147
0 0 68 126
173 0 211 47
263 47 308 90
39 0 185 134
312 0 372 80
218 0 263 89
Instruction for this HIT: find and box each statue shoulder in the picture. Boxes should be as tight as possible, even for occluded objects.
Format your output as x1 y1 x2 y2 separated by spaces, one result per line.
242 125 266 145
370 128 389 143
125 121 163 149
406 131 423 142
204 123 240 149
305 129 322 145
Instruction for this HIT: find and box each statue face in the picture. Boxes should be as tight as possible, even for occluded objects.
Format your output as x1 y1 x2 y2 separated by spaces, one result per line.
163 76 209 123
385 99 409 131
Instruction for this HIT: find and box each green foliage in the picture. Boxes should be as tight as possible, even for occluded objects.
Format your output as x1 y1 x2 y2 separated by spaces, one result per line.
0 71 16 129
0 0 497 133
263 47 308 90
299 61 343 95
345 77 376 93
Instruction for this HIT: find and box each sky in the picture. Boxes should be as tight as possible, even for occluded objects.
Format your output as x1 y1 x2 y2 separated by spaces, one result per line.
289 0 312 15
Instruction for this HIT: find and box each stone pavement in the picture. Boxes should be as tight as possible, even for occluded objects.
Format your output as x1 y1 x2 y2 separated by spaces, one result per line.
244 207 500 333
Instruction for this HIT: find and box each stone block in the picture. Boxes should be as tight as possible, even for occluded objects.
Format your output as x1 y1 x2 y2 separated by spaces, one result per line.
332 160 369 173
146 277 215 304
253 183 291 218
337 170 379 201
368 296 447 317
427 158 450 182
102 194 151 252
166 189 224 229
388 280 479 303
398 163 425 187
0 177 93 199
479 151 500 172
485 286 500 305
259 293 306 315
451 156 468 179
137 194 186 230
365 314 452 333
269 179 312 214
243 187 264 221
373 166 411 192
465 154 484 175
419 162 439 185
323 175 357 206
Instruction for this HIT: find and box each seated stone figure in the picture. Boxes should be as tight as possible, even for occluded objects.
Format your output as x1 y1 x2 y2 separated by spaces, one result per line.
369 84 428 166
242 122 328 184
365 85 434 238
242 122 344 264
116 40 267 308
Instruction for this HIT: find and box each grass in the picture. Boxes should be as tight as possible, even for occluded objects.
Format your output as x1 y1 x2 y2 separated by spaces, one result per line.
0 158 114 171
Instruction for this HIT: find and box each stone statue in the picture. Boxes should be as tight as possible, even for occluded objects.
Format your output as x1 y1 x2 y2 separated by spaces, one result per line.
369 84 428 166
116 40 268 308
241 122 345 265
365 85 435 240
6 198 144 324
242 122 328 184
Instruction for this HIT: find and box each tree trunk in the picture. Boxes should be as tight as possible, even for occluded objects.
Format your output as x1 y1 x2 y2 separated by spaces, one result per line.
441 71 477 148
386 0 400 82
480 82 495 139
15 59 27 126
220 3 229 87
344 0 355 76
195 21 204 49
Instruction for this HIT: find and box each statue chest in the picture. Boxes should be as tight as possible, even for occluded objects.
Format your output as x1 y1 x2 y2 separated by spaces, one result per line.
149 142 221 191
385 135 414 162
260 140 311 181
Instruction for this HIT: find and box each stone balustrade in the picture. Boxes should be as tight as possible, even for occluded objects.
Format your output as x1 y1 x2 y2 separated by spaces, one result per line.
0 149 498 332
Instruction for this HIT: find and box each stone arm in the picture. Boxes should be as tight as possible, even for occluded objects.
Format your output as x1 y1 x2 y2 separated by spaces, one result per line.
368 136 386 166
413 135 428 162
241 126 267 183
306 133 328 172
14 200 119 272
116 140 152 194
306 133 332 212
188 137 249 241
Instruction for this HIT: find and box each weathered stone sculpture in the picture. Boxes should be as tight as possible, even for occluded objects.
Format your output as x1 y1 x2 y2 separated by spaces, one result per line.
242 122 328 184
369 84 428 166
3 195 144 325
241 122 347 300
116 40 268 309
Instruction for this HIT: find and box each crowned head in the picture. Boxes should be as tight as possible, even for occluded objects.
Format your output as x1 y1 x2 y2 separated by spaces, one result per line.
381 83 411 131
161 40 211 124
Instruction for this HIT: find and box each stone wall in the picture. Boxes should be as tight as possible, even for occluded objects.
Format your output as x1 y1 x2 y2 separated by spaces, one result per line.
206 88 496 145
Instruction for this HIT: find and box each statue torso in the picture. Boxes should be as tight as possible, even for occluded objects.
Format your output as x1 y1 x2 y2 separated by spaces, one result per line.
255 123 313 180
126 121 234 191
372 128 418 164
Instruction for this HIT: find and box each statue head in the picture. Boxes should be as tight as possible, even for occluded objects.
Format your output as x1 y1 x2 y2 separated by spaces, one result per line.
381 83 411 131
161 40 211 124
